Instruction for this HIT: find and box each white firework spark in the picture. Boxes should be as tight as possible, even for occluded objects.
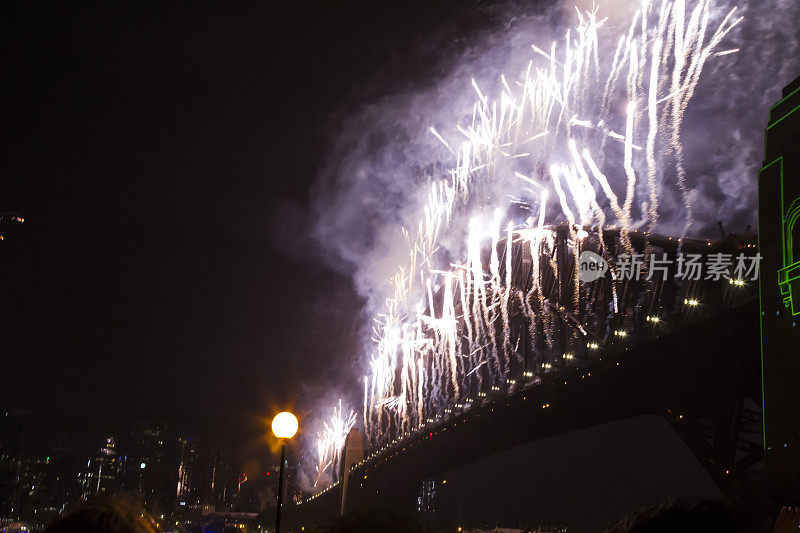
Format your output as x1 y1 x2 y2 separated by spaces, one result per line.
308 0 741 494
312 399 357 491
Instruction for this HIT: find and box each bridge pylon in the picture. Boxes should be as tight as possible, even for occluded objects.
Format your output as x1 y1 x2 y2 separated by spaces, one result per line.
759 74 800 481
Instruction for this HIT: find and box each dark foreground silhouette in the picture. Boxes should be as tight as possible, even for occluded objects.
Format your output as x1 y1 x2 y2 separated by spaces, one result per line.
603 500 736 532
42 496 800 532
44 498 159 533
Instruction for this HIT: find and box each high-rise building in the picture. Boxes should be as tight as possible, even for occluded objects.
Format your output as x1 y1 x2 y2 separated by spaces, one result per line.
14 453 74 526
0 410 27 518
175 436 201 510
37 442 82 515
417 478 437 513
78 437 123 499
123 422 169 513
759 74 800 479
207 449 231 512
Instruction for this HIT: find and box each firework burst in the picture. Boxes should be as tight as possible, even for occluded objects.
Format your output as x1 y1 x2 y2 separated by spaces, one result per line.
309 0 741 494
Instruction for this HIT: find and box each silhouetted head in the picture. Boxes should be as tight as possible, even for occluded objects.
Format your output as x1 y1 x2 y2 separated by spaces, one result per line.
45 497 159 533
604 499 737 533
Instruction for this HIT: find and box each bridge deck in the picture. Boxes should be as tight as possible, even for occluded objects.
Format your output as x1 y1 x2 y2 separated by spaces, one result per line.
291 299 761 527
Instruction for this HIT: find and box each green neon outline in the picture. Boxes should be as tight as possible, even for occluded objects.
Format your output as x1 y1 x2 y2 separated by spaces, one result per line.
779 158 786 266
759 82 800 453
770 84 800 111
758 238 767 449
768 104 800 131
779 268 800 316
758 157 792 450
769 155 800 317
757 167 766 449
762 158 786 264
787 208 800 265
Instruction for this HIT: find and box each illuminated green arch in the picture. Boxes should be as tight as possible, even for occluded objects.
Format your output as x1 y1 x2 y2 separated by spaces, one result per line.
786 198 800 265
778 183 800 316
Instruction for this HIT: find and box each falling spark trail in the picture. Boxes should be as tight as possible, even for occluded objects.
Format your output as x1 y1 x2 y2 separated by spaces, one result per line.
430 127 454 154
306 0 743 495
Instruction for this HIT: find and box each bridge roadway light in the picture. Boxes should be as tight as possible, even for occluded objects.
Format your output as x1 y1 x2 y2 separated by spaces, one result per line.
272 411 298 533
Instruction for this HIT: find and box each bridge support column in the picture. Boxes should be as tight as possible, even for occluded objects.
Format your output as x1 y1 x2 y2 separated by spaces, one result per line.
758 74 800 481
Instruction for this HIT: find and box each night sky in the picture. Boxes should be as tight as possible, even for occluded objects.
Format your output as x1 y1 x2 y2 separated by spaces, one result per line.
0 1 482 447
3 2 774 525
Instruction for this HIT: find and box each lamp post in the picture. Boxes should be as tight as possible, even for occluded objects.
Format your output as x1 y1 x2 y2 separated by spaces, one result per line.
271 411 298 533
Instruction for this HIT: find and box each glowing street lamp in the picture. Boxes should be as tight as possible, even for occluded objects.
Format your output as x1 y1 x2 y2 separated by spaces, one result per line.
272 411 298 533
272 412 298 439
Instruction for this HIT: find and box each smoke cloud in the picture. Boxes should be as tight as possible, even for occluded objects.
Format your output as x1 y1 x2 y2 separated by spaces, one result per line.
303 0 799 471
313 0 797 310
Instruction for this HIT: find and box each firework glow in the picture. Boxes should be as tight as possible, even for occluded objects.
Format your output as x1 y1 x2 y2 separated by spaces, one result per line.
304 0 746 493
311 399 357 490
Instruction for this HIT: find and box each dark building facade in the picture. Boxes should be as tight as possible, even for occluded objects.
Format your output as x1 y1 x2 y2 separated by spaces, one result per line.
207 449 233 512
759 74 800 479
78 437 124 499
0 410 27 518
175 436 201 511
123 422 170 513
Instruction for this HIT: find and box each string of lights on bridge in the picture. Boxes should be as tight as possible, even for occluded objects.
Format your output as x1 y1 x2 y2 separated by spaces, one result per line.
299 274 755 506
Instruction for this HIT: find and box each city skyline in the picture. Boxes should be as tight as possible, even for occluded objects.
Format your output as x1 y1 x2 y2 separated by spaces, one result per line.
2 0 800 531
2 409 296 529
